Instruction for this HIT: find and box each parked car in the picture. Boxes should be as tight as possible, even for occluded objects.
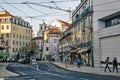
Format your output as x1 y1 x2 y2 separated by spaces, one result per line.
24 58 30 64
18 58 24 63
18 57 30 64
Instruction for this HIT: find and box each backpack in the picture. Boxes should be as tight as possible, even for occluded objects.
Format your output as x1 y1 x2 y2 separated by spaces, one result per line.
77 59 81 63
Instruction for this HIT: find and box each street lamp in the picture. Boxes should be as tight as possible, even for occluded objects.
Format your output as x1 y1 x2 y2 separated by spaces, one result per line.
90 27 94 67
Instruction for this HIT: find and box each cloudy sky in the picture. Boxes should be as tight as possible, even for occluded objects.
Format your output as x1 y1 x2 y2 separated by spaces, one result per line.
0 0 80 31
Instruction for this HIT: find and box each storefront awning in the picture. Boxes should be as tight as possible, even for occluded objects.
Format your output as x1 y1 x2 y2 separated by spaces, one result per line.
77 48 89 53
70 50 76 53
0 53 10 58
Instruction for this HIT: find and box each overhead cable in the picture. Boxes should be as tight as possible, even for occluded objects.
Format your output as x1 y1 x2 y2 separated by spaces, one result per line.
26 1 48 15
0 0 79 4
2 0 29 16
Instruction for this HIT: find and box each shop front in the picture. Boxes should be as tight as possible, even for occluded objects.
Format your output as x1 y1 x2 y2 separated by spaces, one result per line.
77 48 91 66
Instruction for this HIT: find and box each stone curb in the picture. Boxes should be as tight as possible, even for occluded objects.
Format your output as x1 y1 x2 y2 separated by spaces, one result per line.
51 62 120 78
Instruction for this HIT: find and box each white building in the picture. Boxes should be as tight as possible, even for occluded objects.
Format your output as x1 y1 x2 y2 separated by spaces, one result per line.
37 22 49 37
43 19 70 61
32 22 49 60
31 37 43 60
43 27 61 61
93 0 120 67
50 19 70 32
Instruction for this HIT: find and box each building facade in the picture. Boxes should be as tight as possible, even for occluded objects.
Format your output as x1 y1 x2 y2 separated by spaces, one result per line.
67 0 120 67
43 27 61 61
0 10 32 59
93 0 120 67
65 0 93 66
31 37 43 60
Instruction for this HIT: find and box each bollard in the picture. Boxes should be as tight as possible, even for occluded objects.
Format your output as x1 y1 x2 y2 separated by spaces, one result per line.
36 64 39 70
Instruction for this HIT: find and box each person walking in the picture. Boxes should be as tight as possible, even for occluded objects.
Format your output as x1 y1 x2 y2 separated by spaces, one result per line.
104 57 111 72
76 58 81 68
113 57 118 73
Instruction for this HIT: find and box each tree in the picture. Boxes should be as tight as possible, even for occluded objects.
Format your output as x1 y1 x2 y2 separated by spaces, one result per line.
25 40 39 57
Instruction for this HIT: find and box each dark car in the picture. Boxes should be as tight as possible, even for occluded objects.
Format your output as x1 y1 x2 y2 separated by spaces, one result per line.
23 58 30 64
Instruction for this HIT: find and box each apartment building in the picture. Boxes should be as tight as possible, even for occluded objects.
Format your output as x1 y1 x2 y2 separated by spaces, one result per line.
66 0 93 66
93 0 120 67
43 27 61 61
0 10 32 59
64 0 120 67
31 22 49 60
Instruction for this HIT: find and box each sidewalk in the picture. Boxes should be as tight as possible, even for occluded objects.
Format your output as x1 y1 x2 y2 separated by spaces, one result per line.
0 62 19 77
52 62 120 77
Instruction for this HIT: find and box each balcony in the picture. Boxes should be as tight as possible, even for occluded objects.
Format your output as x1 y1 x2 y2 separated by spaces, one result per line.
71 6 93 27
79 41 91 48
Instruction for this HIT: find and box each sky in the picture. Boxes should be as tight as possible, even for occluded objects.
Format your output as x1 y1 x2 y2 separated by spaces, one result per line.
0 0 80 32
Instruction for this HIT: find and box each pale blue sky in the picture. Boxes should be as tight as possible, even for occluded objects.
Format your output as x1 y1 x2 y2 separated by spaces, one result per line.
0 0 80 31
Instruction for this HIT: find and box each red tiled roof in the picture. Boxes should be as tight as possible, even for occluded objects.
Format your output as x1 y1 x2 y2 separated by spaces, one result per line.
57 19 70 27
32 37 43 40
0 13 13 17
48 27 62 33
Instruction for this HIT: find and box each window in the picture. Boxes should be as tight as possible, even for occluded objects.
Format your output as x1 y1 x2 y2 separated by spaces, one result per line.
13 41 15 45
13 48 15 52
105 16 120 27
17 34 18 39
2 25 4 29
6 25 9 29
20 35 21 39
13 34 15 38
20 42 21 45
16 41 18 45
46 47 49 51
26 36 27 40
23 36 24 39
54 47 57 51
46 39 48 43
54 39 57 43
16 20 18 24
6 33 9 37
0 34 4 39
16 48 18 52
41 26 42 30
5 18 7 22
23 42 24 46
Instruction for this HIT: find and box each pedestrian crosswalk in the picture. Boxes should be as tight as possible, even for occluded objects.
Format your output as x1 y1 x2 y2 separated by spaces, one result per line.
0 78 4 80
9 63 30 67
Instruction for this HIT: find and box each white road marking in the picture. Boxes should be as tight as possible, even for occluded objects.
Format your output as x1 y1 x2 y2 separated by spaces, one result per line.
79 78 89 80
0 78 4 80
16 71 26 75
29 79 36 80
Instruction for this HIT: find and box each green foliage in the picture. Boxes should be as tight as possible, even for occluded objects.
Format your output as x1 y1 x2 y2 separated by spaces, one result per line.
25 40 39 56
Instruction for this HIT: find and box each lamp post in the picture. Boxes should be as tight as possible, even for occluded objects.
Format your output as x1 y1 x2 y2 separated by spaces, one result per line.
90 27 94 67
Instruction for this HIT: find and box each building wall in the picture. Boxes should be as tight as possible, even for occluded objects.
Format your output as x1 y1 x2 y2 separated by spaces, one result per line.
0 11 32 59
93 0 120 67
94 24 120 67
37 23 48 37
93 0 120 31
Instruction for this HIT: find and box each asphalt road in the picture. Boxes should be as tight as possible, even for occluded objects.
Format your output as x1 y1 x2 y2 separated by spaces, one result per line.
2 62 120 80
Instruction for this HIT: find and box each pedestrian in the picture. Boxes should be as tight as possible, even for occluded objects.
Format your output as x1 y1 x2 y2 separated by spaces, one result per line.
113 57 118 73
104 57 111 72
76 58 81 68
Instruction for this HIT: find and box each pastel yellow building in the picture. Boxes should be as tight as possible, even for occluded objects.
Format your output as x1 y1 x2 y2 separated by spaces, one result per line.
0 11 32 59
